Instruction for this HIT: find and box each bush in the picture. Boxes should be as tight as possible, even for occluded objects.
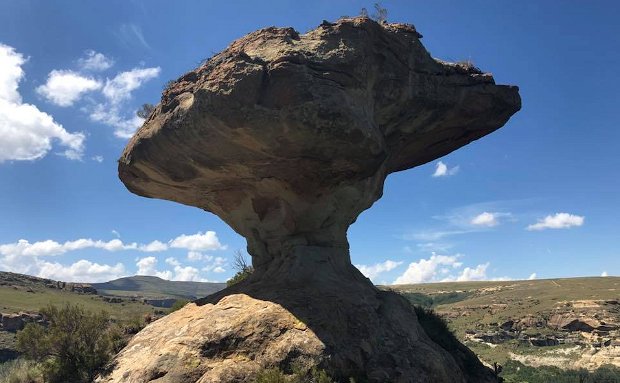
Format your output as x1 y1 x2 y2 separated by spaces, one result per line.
0 358 43 383
413 306 460 352
501 360 620 383
16 303 124 383
227 250 254 287
169 299 190 313
254 366 338 383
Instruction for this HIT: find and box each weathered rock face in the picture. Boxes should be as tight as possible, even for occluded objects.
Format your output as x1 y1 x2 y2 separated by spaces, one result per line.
119 17 520 277
113 16 520 382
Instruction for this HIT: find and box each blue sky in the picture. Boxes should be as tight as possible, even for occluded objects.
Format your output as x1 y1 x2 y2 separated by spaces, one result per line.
0 1 618 284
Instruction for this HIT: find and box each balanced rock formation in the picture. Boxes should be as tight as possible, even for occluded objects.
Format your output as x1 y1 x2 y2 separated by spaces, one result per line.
107 16 520 383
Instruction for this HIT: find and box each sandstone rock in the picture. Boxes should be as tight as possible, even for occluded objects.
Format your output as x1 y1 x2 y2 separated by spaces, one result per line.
119 17 520 276
98 290 493 383
112 16 520 382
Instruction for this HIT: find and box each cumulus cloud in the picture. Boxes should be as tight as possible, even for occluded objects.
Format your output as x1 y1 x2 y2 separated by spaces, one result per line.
201 256 227 274
138 256 205 281
0 43 85 162
37 259 126 282
136 256 172 280
528 272 537 280
0 238 137 258
602 271 609 277
102 67 160 104
392 253 502 284
526 213 584 231
393 253 462 284
0 230 227 282
36 70 101 107
169 231 226 252
88 66 160 137
139 240 168 252
432 161 459 177
356 260 403 281
471 212 499 227
455 263 489 282
78 50 114 71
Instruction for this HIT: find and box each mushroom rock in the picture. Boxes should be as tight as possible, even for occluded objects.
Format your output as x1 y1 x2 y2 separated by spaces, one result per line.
109 17 520 383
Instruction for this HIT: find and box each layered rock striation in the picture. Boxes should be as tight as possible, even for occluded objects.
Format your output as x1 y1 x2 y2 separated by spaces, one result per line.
110 16 521 382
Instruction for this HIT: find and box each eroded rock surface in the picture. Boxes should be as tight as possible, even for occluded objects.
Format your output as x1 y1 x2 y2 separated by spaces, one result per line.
98 286 494 383
119 17 520 276
112 16 520 382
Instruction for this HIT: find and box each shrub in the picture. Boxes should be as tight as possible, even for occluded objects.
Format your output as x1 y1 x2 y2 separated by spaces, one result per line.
0 358 43 383
413 306 460 352
136 103 155 119
227 250 254 287
16 303 123 383
169 299 190 313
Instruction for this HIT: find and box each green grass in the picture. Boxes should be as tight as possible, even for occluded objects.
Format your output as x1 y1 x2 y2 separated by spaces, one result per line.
0 286 155 319
92 275 225 300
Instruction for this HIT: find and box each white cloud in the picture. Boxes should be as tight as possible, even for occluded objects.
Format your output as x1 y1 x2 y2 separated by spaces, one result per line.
528 272 537 280
0 238 137 258
187 251 204 261
92 155 104 163
139 240 168 252
172 265 201 281
165 257 180 267
393 253 462 284
37 259 126 283
135 256 172 280
87 67 159 138
140 256 205 281
115 24 151 50
602 271 609 277
356 260 403 281
432 161 459 177
36 70 101 107
471 212 499 227
78 50 114 71
102 67 160 104
0 43 85 162
201 256 227 273
169 231 226 251
89 103 145 138
526 213 585 231
456 263 489 281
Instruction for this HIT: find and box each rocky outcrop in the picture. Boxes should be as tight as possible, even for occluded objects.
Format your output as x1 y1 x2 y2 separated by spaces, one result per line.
99 289 494 383
0 312 45 332
112 16 520 382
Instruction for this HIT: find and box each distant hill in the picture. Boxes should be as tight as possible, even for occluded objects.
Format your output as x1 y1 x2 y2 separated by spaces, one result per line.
92 275 226 300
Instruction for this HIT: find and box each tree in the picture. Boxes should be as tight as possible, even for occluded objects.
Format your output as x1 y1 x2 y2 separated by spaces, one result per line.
136 103 155 119
372 3 388 23
16 303 123 383
226 250 254 287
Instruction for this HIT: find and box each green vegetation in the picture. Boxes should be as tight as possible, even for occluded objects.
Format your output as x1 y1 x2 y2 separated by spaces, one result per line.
401 291 471 308
254 366 340 383
136 103 155 119
0 359 43 383
15 303 125 383
501 360 620 383
169 299 190 313
227 250 254 287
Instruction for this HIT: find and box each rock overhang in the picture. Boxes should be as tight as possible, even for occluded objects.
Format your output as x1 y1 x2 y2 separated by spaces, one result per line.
118 17 521 264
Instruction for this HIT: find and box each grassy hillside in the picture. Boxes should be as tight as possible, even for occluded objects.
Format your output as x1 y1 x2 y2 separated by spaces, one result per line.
386 277 620 369
92 275 226 300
